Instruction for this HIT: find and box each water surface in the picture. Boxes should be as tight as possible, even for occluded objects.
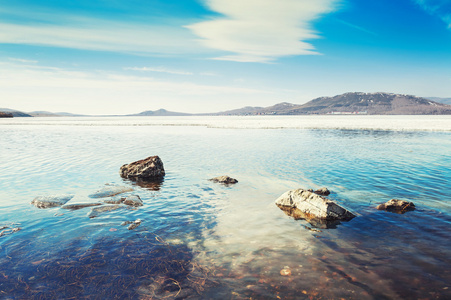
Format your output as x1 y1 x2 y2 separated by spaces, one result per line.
1 116 450 299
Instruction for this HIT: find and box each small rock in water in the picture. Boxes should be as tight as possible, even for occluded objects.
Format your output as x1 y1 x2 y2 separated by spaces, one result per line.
31 194 75 209
128 219 142 230
314 187 331 196
123 195 143 207
120 156 165 179
209 176 238 184
376 199 415 214
88 185 133 198
280 267 292 276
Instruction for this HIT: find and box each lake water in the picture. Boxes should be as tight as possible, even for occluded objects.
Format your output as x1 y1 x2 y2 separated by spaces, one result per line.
1 116 450 299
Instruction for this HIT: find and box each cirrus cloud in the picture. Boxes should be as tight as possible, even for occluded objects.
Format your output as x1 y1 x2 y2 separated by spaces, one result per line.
414 0 451 29
186 0 340 62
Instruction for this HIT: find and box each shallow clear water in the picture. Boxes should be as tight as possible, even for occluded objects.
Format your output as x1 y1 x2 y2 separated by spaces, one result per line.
0 116 450 299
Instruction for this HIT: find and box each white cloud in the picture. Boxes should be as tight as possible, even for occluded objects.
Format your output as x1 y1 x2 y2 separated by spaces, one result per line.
414 0 451 28
186 0 339 62
124 67 194 75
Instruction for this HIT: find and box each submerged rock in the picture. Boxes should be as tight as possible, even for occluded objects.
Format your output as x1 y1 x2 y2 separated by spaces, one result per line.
376 199 415 214
120 156 165 180
277 205 343 229
88 205 122 218
0 224 22 237
314 187 331 196
275 188 355 221
280 267 292 276
89 184 133 198
209 176 238 184
128 219 142 230
103 196 125 204
61 202 103 210
31 194 75 209
122 219 142 230
123 195 143 207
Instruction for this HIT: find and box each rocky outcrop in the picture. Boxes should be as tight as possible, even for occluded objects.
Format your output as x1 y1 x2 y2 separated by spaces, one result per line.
209 176 238 184
31 194 75 208
275 189 355 221
376 199 415 213
120 156 165 180
89 184 133 198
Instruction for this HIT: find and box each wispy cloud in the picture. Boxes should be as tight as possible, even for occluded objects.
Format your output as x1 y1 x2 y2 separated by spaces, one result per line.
414 0 451 29
8 57 38 64
0 10 205 56
124 67 194 75
186 0 339 63
336 19 378 36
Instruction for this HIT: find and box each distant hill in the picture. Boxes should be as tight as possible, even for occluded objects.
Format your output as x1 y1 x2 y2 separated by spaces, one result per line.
29 111 86 117
130 109 192 116
427 97 451 105
216 93 451 115
289 92 451 115
0 111 13 118
217 102 297 115
0 108 33 117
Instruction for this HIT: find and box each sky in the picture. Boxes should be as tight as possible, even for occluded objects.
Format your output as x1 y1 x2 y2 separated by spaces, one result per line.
0 0 450 114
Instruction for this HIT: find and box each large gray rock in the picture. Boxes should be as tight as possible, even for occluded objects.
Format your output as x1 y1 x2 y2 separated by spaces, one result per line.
89 184 133 198
275 189 355 221
120 156 165 179
376 199 415 213
31 194 75 209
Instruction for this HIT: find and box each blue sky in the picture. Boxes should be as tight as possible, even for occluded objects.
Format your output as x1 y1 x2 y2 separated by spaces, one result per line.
0 0 450 114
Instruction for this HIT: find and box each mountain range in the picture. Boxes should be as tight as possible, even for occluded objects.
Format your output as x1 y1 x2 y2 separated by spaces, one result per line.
1 92 451 117
215 92 451 115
